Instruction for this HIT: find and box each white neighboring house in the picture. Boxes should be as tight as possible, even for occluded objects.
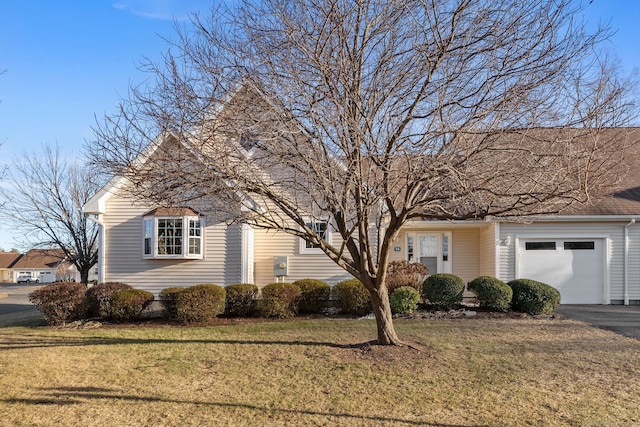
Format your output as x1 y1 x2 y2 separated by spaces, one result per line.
9 249 76 284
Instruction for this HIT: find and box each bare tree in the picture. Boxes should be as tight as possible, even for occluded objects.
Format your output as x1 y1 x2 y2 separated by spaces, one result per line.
0 144 101 284
91 0 636 345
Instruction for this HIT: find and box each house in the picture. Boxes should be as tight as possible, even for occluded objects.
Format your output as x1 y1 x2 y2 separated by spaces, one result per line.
9 249 73 283
0 252 21 283
83 83 640 304
84 129 640 305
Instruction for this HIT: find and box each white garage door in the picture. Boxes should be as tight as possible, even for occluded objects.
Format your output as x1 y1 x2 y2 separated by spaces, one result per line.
518 238 605 304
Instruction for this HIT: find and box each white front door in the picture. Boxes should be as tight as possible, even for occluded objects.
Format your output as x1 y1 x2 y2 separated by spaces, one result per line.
412 233 451 275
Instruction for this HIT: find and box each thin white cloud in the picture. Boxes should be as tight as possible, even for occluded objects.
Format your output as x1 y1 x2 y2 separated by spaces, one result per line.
112 0 211 21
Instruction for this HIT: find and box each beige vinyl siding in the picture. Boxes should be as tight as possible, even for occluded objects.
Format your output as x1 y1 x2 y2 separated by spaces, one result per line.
628 224 640 302
253 227 352 287
103 195 242 295
498 221 627 302
388 231 408 263
478 223 497 277
450 228 480 283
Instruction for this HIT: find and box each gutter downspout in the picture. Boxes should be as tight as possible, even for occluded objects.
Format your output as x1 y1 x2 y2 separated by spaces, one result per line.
87 214 105 285
624 219 635 305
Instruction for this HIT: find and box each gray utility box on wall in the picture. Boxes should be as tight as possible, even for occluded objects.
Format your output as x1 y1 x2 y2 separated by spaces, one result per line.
273 256 289 277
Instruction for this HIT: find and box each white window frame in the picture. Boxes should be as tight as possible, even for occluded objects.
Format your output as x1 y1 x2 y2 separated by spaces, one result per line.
299 220 331 254
143 215 204 259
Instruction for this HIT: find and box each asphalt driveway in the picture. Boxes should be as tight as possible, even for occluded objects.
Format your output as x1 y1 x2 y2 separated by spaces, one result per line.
0 284 44 326
556 305 640 340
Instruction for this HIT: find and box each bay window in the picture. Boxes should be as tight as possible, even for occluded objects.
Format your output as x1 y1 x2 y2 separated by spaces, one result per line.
143 208 203 259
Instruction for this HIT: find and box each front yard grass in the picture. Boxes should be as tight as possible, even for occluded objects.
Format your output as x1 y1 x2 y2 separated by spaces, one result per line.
0 317 638 426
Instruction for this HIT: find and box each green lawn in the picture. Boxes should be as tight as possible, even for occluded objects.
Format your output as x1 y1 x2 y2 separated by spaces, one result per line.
0 317 638 426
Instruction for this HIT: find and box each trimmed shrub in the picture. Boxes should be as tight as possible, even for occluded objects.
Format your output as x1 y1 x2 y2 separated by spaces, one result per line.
293 278 331 313
422 273 465 310
86 282 132 318
29 282 88 325
225 283 259 317
389 286 420 314
110 289 155 322
159 287 184 319
386 261 428 294
467 276 512 312
175 284 226 323
259 282 301 318
333 279 371 316
508 279 561 315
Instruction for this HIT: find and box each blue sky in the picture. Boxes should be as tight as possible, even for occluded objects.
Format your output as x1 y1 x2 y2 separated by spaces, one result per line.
0 0 639 250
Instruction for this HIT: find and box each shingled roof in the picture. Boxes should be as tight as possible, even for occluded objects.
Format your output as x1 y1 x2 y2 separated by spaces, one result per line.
142 207 200 217
0 252 21 269
561 127 640 216
10 249 66 269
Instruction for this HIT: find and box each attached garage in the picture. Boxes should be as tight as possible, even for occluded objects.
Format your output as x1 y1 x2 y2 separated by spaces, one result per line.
517 238 608 304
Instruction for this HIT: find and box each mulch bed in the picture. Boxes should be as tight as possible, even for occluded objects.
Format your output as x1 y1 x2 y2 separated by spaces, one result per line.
58 306 563 330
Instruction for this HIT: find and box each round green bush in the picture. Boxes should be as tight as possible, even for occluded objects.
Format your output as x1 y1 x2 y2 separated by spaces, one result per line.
333 279 371 316
175 284 226 323
508 279 561 315
293 278 331 313
28 282 88 325
110 289 155 322
421 273 465 310
86 282 132 318
259 282 301 318
159 287 184 318
225 283 259 317
389 286 420 314
467 276 512 312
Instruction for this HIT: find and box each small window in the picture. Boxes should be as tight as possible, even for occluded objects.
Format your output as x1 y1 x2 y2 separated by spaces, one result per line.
407 235 414 261
305 222 327 249
143 219 153 255
564 241 595 250
525 241 556 251
188 219 202 255
239 135 257 152
300 220 331 254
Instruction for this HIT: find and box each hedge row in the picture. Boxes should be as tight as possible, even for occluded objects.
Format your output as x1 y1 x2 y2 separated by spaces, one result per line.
29 274 561 326
28 278 370 325
421 273 560 315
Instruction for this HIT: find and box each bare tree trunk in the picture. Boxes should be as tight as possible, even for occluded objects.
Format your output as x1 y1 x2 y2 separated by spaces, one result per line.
369 283 403 346
80 269 89 285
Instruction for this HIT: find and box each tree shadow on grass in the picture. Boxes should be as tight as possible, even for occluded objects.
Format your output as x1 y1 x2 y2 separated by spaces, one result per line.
1 386 487 427
0 334 397 351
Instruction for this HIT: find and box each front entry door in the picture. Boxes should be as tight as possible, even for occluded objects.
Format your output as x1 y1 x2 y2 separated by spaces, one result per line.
416 233 451 275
